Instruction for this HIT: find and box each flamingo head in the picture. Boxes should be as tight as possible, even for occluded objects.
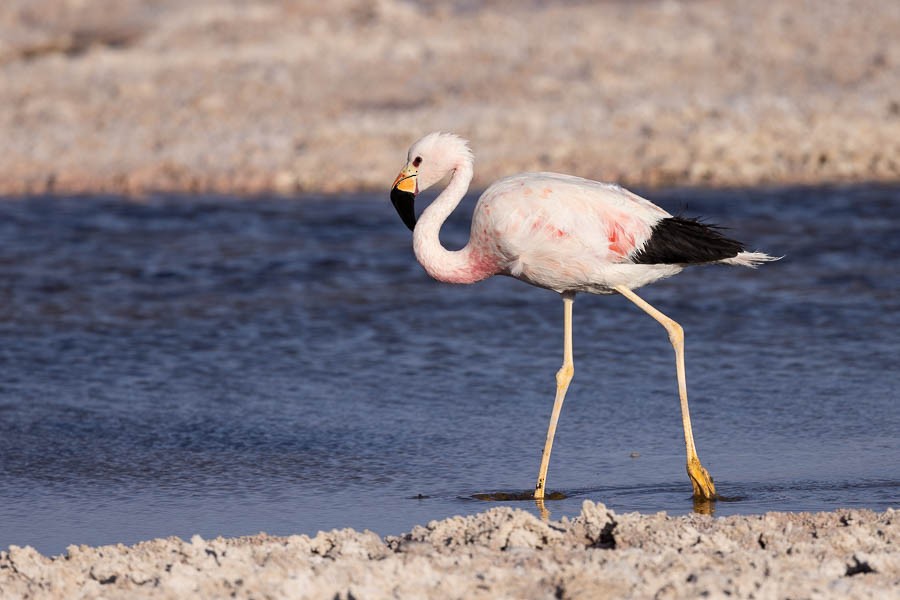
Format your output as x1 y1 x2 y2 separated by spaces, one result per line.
390 132 473 231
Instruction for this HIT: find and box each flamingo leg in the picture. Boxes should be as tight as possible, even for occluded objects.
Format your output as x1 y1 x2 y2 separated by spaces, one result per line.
534 291 575 500
613 285 717 500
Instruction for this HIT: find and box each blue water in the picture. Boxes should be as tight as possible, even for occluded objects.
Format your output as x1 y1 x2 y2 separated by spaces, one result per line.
0 185 897 555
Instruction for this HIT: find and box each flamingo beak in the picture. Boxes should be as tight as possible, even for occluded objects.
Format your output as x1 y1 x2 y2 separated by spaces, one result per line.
390 165 418 231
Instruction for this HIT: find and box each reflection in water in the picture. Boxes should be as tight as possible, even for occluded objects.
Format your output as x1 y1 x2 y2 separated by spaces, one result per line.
535 498 551 521
472 491 565 502
0 186 898 555
693 496 716 516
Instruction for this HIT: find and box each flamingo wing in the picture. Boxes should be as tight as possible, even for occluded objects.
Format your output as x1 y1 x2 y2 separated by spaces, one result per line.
631 217 745 264
472 173 665 261
468 172 749 292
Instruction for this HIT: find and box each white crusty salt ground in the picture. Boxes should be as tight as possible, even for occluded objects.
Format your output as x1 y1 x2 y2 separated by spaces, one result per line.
2 502 896 599
0 0 898 195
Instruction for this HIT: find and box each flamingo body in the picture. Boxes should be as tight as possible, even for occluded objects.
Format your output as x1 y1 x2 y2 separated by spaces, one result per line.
468 172 680 294
389 132 776 503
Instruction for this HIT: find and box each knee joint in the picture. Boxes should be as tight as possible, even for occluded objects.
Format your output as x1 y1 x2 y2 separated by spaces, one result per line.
667 321 684 346
556 363 574 387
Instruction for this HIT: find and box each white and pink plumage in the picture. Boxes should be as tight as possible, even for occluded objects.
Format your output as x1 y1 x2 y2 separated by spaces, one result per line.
390 132 776 504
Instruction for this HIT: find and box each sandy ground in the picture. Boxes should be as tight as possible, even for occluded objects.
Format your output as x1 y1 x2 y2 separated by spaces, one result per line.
1 0 899 196
1 502 896 599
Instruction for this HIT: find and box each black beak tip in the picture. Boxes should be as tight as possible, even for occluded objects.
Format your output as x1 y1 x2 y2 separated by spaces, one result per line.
390 187 417 231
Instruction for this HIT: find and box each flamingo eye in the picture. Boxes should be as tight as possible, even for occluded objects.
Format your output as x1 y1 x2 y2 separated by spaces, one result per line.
413 156 422 167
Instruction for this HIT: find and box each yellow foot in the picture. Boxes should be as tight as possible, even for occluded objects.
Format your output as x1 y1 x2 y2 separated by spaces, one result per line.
687 457 717 500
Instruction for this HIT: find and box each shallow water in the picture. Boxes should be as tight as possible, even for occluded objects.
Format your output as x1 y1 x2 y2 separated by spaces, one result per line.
0 185 897 555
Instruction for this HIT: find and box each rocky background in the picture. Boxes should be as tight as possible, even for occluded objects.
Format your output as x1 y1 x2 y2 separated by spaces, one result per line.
1 0 898 196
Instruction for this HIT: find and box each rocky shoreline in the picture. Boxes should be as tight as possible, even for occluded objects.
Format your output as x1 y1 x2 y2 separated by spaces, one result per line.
1 502 896 599
1 0 899 197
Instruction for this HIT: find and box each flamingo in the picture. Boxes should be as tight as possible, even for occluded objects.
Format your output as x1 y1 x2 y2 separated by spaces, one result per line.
389 132 776 502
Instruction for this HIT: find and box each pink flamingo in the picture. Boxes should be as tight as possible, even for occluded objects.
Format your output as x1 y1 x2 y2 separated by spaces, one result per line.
390 132 776 502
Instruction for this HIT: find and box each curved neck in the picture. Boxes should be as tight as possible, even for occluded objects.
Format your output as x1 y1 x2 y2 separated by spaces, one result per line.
412 160 493 284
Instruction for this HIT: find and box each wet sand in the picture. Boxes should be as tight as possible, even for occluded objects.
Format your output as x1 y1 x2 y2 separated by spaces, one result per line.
1 0 899 196
2 502 896 599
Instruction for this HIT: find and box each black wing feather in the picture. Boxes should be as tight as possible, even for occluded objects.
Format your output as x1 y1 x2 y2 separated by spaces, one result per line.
631 217 744 265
